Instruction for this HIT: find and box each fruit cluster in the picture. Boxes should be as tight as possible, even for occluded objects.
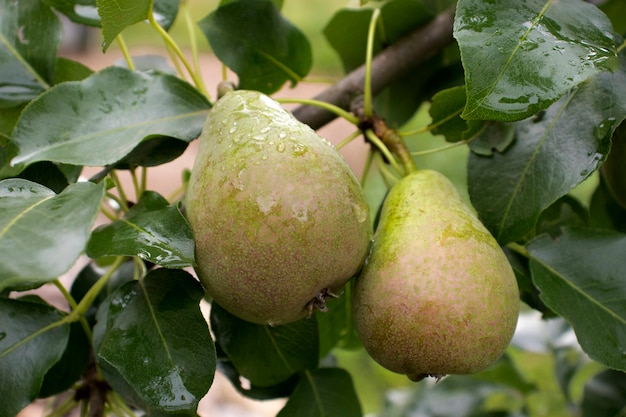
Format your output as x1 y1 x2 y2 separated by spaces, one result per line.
185 90 519 380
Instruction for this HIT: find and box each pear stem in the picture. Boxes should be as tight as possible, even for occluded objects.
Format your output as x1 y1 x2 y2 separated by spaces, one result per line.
371 116 417 175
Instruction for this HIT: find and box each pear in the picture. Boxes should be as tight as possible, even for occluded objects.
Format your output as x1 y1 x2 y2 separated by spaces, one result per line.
185 90 371 326
353 170 519 380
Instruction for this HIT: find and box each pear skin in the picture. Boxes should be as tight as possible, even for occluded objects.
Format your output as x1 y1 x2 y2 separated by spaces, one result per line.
185 90 371 325
353 170 519 380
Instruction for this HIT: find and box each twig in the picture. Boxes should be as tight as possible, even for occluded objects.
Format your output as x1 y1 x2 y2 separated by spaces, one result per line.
292 7 456 130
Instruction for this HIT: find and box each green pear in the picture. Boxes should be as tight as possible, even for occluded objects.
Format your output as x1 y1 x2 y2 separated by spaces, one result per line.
185 90 371 326
353 169 519 380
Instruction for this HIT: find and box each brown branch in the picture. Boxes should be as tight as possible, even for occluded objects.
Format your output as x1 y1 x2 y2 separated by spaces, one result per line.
292 7 456 130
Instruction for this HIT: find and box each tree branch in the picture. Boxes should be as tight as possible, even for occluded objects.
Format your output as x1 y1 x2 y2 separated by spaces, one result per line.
292 8 456 130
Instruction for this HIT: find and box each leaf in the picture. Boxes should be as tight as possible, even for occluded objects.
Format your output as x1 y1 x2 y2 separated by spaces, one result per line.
210 302 319 387
454 0 619 121
198 0 312 94
535 194 589 238
38 321 90 398
323 0 437 126
87 191 195 268
0 0 63 107
93 269 216 414
277 368 362 417
527 227 626 371
214 342 298 400
317 284 361 357
116 136 189 168
581 369 626 417
468 55 626 244
0 298 70 417
54 56 94 84
429 86 485 142
0 179 105 292
97 0 179 51
590 175 626 233
468 121 516 156
16 161 78 193
46 0 101 27
11 66 210 168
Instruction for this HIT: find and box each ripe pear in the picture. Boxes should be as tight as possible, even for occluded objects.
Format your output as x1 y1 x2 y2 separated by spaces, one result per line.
353 170 519 381
185 90 371 326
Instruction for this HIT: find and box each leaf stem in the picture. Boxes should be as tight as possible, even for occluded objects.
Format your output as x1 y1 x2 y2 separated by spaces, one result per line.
277 98 359 125
147 11 208 98
115 34 135 71
109 171 130 212
507 242 529 258
375 152 400 186
361 148 375 187
335 129 362 151
45 394 77 417
183 1 210 100
411 139 469 156
364 8 381 118
52 280 94 342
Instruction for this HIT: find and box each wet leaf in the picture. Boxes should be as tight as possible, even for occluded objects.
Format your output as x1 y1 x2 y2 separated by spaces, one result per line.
87 191 195 268
0 298 69 417
46 0 101 27
198 0 311 94
468 55 626 244
94 269 215 414
210 302 319 387
0 179 105 292
0 0 63 107
455 0 619 121
527 227 626 371
11 66 209 169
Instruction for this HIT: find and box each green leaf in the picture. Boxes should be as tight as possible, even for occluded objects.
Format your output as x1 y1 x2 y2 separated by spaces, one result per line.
454 0 619 121
323 0 437 126
0 0 63 107
46 0 101 27
601 0 626 36
16 161 79 193
0 179 105 292
214 343 297 400
38 321 90 398
54 56 94 84
323 0 434 73
468 121 516 156
590 176 626 233
198 0 312 94
0 298 70 417
116 136 188 168
468 55 626 244
94 269 215 414
98 0 160 51
11 66 210 168
527 227 626 371
535 195 589 238
87 191 195 268
429 86 485 142
317 284 361 357
581 369 626 417
277 368 362 417
210 302 319 387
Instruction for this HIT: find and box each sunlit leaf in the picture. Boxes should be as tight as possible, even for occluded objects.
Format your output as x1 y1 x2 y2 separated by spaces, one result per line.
527 227 626 371
455 0 619 121
0 179 105 292
11 66 209 169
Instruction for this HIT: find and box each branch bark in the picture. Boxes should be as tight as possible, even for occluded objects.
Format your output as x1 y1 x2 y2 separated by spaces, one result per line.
292 8 456 130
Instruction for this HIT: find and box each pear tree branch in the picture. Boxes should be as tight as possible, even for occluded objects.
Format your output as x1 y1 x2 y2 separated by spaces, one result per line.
292 8 456 130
